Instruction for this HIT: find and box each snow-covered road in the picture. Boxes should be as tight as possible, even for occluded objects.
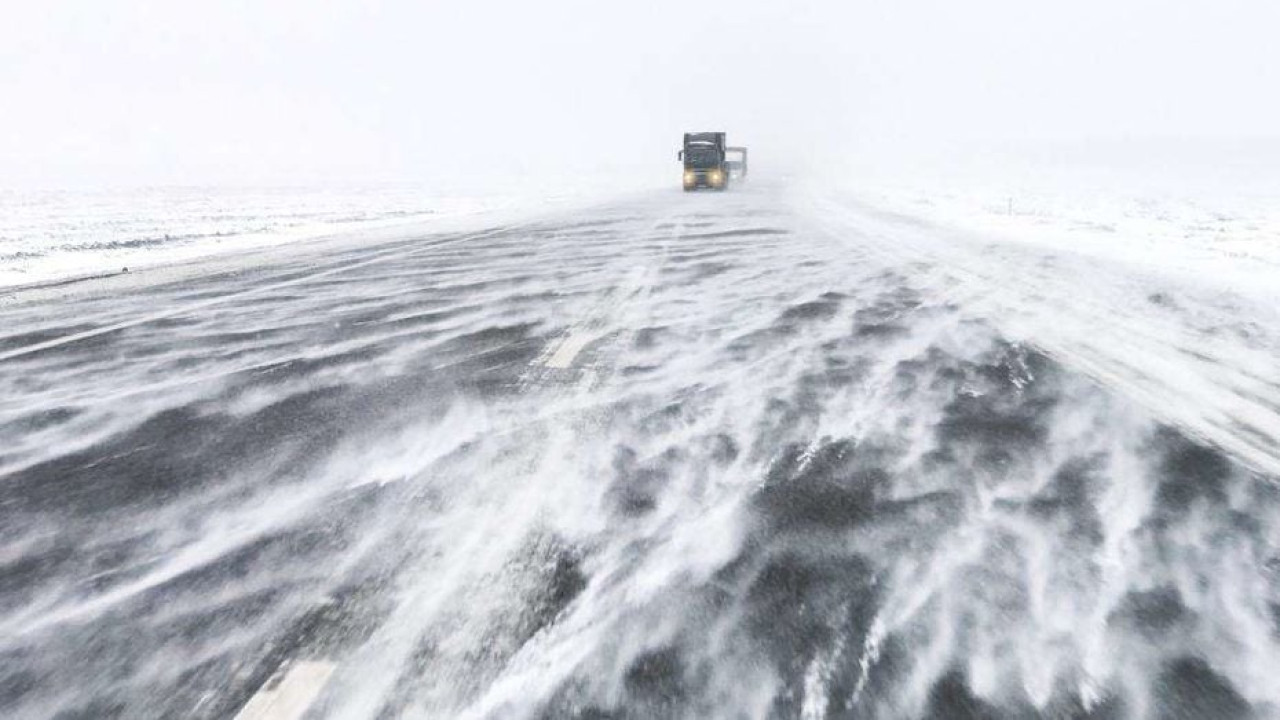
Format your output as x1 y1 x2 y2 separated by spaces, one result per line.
1 183 1278 719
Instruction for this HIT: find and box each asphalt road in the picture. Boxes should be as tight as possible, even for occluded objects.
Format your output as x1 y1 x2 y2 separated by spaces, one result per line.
2 184 1278 719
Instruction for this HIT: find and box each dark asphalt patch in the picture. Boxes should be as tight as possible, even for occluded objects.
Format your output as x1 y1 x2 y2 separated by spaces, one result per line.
752 440 879 531
1154 657 1252 720
1108 586 1193 640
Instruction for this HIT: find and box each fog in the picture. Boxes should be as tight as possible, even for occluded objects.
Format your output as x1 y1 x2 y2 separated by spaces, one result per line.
3 0 1279 187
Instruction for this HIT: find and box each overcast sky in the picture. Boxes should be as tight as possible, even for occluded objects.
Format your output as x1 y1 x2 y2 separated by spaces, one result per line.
3 0 1278 187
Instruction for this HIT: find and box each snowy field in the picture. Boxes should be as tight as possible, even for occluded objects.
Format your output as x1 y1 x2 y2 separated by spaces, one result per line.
1 178 1278 719
858 182 1280 298
0 183 626 289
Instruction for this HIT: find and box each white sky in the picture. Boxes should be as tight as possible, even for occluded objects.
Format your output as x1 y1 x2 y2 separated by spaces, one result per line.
3 0 1278 186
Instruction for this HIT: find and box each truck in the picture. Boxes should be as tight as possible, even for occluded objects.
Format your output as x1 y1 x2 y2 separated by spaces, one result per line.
678 132 747 191
725 146 748 182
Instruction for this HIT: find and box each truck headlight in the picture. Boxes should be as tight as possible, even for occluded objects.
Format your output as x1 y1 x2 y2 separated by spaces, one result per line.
683 171 696 185
709 171 723 185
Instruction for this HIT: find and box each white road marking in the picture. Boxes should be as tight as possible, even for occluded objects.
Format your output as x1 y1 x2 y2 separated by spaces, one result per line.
0 227 510 363
544 330 601 369
234 660 337 720
526 214 680 378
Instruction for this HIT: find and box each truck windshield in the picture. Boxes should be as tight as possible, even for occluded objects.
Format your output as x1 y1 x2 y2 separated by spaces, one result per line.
685 147 720 169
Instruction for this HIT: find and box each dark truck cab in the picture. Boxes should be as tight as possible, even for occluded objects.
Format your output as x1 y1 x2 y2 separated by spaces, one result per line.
678 132 730 191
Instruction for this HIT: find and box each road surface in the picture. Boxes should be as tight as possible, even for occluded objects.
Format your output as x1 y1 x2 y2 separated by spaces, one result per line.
2 184 1279 719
